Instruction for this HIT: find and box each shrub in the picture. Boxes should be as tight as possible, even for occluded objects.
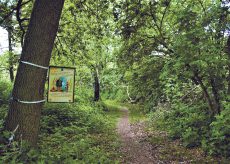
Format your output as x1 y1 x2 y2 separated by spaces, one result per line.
41 103 112 135
0 102 119 163
203 102 230 157
149 102 212 148
0 80 12 105
0 105 8 129
0 80 11 129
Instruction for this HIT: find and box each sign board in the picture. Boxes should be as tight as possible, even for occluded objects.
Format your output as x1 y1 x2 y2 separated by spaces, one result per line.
48 66 75 103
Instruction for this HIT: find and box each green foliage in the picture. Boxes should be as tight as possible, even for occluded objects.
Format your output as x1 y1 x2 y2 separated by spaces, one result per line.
0 102 120 163
203 104 230 157
0 80 12 103
149 100 230 159
101 100 122 111
100 100 123 128
101 87 127 102
0 80 12 129
0 105 7 129
0 0 229 161
38 103 119 162
149 102 212 148
125 103 146 123
116 0 230 159
75 86 94 103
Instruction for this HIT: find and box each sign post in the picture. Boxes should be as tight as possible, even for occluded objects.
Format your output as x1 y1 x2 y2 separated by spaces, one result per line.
47 66 75 103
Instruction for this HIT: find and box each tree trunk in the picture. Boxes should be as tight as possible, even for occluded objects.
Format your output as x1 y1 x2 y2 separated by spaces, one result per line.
8 29 14 82
210 78 221 114
227 36 230 95
193 72 215 115
4 0 65 146
6 16 14 82
94 68 100 101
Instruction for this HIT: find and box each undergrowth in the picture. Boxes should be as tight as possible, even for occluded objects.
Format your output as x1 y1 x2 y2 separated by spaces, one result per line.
101 100 123 124
148 101 230 161
124 103 146 123
0 102 121 163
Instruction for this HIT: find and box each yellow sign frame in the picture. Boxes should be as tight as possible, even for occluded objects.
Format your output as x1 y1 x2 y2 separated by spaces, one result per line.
47 66 75 103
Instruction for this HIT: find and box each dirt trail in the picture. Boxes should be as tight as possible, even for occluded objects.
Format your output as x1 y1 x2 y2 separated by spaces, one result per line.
116 108 222 164
117 108 159 164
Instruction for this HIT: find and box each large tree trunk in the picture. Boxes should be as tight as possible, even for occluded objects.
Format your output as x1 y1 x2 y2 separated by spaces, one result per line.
4 0 65 146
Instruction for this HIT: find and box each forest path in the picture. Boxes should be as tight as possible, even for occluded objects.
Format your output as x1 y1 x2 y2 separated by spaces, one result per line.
117 107 159 164
116 107 221 163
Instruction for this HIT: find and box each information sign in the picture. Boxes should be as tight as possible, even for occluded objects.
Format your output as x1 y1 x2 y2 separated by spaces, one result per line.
48 66 75 103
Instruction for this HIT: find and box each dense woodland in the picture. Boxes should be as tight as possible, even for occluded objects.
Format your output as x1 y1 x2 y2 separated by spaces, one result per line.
0 0 230 163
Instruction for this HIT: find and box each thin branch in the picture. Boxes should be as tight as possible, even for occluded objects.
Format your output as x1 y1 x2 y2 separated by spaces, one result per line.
160 0 171 31
54 42 61 57
0 0 32 24
197 0 206 15
16 0 26 46
180 85 199 101
56 35 66 55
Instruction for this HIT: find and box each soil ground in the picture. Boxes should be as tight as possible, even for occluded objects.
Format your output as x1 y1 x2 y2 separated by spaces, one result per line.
117 108 159 163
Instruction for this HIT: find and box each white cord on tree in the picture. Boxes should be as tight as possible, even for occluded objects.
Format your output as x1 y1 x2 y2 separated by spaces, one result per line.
8 124 19 145
17 99 46 104
10 61 48 104
10 97 46 104
20 60 49 70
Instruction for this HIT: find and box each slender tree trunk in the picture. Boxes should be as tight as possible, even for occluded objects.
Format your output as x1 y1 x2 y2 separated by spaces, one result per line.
186 63 216 115
193 72 215 115
210 78 221 114
8 30 14 82
94 67 100 101
4 0 65 146
6 16 14 82
216 2 229 97
227 36 230 95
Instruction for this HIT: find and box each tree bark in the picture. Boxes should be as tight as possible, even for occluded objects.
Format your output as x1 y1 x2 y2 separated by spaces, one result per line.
94 67 100 101
4 0 65 146
192 72 215 115
210 78 221 114
8 28 14 82
227 36 230 95
186 64 216 115
6 15 14 82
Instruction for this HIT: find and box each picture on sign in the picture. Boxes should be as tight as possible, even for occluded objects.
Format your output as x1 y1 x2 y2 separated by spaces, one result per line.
48 66 75 103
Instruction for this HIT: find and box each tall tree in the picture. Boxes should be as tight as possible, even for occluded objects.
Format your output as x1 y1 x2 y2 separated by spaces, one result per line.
4 0 65 146
51 0 114 101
